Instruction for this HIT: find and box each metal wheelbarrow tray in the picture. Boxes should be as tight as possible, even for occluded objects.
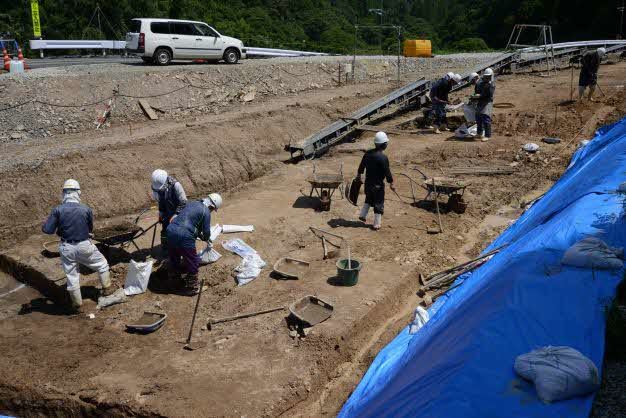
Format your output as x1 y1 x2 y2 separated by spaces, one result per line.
126 312 167 334
289 295 334 327
273 258 310 279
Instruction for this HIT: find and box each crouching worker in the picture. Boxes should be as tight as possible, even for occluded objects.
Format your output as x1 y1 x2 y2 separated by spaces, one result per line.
166 193 222 296
42 179 113 313
357 132 395 230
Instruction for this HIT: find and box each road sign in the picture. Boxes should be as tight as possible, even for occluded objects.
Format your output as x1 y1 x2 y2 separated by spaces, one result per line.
31 0 41 38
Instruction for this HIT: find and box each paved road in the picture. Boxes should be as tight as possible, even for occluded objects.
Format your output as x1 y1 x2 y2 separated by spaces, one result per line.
26 55 142 69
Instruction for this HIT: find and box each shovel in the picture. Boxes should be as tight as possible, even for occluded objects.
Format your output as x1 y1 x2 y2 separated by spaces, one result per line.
183 278 206 351
427 179 444 234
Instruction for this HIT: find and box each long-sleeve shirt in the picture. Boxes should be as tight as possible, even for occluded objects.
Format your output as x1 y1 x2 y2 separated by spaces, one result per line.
581 51 601 76
42 202 93 242
155 176 187 221
430 78 452 104
358 149 393 188
475 79 495 116
166 200 211 249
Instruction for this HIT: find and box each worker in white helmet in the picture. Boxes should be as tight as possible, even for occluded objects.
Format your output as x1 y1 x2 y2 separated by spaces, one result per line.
357 132 395 230
579 48 606 101
469 72 480 86
474 68 496 141
166 193 222 295
150 169 187 256
42 179 114 313
429 73 462 134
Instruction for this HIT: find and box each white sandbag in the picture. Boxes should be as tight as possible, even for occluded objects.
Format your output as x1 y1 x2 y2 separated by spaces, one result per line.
210 224 222 241
123 259 154 296
523 143 540 153
222 224 254 233
561 237 624 270
234 253 266 286
97 288 127 309
222 238 257 258
454 123 477 139
514 346 600 403
409 306 430 334
199 245 222 265
463 103 476 123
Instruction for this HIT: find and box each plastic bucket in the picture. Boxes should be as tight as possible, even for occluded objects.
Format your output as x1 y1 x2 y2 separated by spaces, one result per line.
336 259 362 286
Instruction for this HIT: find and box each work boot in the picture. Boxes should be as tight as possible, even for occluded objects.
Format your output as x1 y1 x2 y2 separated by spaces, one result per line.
373 214 382 231
481 136 490 142
68 288 83 315
99 271 116 297
179 273 200 297
434 128 442 134
166 269 182 291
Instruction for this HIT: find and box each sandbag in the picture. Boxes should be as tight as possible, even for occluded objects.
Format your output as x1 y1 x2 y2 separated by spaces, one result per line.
123 259 153 296
97 288 127 309
514 346 600 403
409 306 429 334
463 103 476 123
454 123 477 139
561 236 624 270
199 245 222 265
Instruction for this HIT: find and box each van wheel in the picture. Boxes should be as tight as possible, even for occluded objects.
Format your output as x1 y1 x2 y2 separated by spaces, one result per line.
223 48 239 64
154 48 172 66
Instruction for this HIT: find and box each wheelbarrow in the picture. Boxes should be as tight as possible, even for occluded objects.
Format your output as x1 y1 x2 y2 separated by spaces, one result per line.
305 163 344 211
92 209 159 256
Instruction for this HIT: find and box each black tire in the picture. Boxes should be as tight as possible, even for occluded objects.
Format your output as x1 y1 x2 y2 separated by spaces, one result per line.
154 48 172 66
223 48 239 64
141 57 154 65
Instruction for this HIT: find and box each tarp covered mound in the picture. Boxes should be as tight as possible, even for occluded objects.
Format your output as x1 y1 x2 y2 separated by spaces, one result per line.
340 116 626 418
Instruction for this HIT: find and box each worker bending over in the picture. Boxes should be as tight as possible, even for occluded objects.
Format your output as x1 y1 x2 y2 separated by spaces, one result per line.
357 132 395 230
469 72 480 87
166 193 222 296
579 48 606 101
474 68 496 141
151 169 187 256
429 72 462 134
42 179 114 313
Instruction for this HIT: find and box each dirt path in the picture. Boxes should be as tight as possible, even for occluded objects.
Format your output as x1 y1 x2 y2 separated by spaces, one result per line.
0 62 624 417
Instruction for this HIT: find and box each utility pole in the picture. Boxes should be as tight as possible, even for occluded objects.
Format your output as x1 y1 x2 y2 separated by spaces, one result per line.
619 0 625 39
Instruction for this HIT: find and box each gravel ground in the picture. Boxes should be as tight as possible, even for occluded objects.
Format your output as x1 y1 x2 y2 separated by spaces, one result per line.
0 53 501 141
591 361 626 418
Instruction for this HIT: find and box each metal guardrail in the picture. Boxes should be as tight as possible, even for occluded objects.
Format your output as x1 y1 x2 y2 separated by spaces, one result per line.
287 52 519 159
246 47 327 57
518 40 626 53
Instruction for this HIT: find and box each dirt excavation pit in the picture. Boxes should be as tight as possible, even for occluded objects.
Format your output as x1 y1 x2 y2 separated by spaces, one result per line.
0 62 625 417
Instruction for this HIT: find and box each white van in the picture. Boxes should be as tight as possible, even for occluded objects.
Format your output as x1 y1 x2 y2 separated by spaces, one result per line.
126 18 246 65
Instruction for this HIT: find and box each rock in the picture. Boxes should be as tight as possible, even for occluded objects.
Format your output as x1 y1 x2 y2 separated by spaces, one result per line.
16 124 25 131
10 132 22 140
289 329 298 338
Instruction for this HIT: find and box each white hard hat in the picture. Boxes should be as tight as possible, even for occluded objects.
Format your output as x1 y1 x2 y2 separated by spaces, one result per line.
63 179 80 191
484 68 494 77
204 193 223 211
151 169 168 192
470 72 479 80
374 131 389 145
597 47 606 56
445 71 455 80
451 73 462 84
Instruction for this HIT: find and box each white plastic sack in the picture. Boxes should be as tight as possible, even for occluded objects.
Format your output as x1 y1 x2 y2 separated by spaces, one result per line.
234 253 266 286
97 288 127 309
523 143 540 153
210 224 222 241
463 103 476 123
514 346 600 403
123 259 154 296
222 224 254 233
561 237 624 270
454 123 478 139
199 245 222 265
409 306 429 335
222 238 257 258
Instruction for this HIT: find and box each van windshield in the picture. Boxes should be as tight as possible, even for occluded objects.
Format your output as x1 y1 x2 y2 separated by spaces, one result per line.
130 19 141 33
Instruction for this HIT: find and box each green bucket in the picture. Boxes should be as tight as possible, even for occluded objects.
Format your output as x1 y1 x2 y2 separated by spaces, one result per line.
336 259 362 286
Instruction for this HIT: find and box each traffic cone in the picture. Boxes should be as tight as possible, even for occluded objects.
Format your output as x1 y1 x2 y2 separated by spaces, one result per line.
2 49 10 71
17 47 28 70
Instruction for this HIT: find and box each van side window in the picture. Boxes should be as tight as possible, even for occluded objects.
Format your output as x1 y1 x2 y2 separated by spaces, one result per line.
193 24 218 37
151 22 170 34
172 22 197 36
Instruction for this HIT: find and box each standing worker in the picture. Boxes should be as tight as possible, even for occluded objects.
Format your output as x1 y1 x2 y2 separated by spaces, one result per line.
579 48 606 101
469 72 480 87
42 179 114 313
357 132 395 231
475 68 496 141
166 193 222 296
151 169 187 256
429 72 462 134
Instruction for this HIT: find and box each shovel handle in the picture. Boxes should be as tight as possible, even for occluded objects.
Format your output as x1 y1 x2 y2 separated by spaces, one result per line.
185 278 205 345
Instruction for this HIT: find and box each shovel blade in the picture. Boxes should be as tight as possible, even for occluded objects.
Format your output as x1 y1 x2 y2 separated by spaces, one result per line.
183 341 207 351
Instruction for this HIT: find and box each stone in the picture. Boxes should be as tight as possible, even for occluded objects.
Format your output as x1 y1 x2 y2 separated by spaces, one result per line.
10 132 22 140
16 124 25 131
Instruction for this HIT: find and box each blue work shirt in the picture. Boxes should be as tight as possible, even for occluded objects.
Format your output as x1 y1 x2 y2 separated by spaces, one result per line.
430 77 452 103
42 201 93 242
166 200 212 249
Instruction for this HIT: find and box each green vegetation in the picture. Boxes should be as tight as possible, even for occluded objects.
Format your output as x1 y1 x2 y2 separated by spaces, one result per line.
3 0 624 55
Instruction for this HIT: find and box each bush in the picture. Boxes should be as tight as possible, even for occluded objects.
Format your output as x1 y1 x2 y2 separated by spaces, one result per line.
451 37 490 52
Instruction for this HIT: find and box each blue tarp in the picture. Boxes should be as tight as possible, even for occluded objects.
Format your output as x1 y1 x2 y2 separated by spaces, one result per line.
340 116 626 418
